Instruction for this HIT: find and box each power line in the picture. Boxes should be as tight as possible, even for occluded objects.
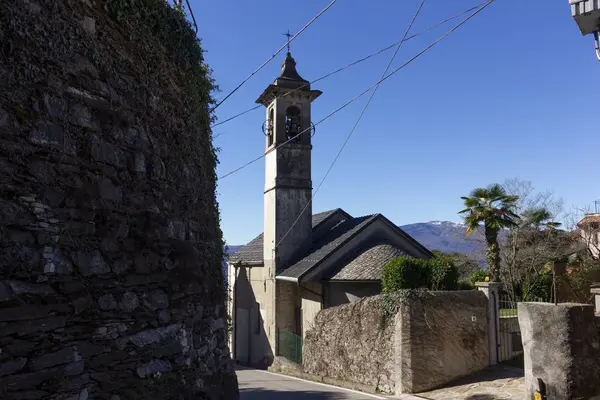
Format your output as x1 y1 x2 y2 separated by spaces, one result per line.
217 0 494 181
211 0 337 112
211 0 489 131
276 0 427 250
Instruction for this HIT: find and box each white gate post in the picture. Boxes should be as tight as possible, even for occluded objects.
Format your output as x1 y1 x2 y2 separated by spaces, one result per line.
476 282 500 366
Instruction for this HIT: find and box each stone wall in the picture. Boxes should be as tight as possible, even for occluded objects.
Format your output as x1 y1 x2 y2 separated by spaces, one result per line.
397 291 489 394
303 296 396 393
303 291 489 395
519 302 600 400
0 0 237 399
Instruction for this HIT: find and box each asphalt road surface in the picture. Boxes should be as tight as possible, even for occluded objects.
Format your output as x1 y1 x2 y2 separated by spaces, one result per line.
236 368 393 400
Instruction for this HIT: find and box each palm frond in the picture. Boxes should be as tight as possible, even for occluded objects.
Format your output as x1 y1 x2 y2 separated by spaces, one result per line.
485 183 507 198
470 187 489 199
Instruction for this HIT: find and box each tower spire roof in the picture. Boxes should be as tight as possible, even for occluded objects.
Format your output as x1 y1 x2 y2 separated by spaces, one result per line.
274 52 310 90
256 52 321 106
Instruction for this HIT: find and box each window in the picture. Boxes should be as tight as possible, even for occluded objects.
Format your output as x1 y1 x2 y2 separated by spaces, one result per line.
285 106 301 143
267 108 274 146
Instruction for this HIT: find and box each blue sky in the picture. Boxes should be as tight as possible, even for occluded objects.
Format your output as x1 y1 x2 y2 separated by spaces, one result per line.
192 0 600 245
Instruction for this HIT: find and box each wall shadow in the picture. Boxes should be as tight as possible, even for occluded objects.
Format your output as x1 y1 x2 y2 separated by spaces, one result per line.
239 387 349 400
233 266 273 368
441 365 524 387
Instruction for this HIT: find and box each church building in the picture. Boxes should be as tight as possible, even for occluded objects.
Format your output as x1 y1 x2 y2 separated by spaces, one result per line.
227 52 432 367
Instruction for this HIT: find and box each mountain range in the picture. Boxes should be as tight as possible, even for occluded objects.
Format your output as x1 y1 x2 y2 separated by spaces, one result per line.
399 221 487 262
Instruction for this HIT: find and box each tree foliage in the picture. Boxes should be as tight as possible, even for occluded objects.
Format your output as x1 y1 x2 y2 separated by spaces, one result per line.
469 269 490 287
431 250 479 279
430 258 460 290
459 184 520 282
498 179 576 302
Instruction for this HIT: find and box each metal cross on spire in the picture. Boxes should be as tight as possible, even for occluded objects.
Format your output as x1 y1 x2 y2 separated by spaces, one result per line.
283 30 293 53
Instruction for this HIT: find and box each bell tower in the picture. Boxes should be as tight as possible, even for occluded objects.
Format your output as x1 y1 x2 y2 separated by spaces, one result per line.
257 52 322 270
256 52 321 358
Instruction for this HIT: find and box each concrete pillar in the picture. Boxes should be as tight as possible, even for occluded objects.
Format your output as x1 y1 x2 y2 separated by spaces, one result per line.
518 302 600 400
476 282 500 365
591 286 600 315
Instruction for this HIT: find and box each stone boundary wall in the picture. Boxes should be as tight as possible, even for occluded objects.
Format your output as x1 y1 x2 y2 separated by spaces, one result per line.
303 296 396 393
0 0 237 399
303 291 489 395
519 302 600 400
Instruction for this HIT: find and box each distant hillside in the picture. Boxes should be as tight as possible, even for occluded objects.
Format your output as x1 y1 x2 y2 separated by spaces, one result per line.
400 221 484 258
400 221 508 266
225 245 244 256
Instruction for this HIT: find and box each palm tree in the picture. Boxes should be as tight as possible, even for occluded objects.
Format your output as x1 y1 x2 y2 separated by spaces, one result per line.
459 184 520 282
519 208 561 230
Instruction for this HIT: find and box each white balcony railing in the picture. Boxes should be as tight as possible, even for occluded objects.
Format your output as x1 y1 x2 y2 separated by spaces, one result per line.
570 0 600 59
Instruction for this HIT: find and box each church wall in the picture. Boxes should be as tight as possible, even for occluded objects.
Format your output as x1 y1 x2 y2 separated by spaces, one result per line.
229 265 271 367
326 282 382 308
300 283 323 339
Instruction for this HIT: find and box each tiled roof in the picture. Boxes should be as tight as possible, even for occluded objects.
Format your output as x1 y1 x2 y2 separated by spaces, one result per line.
277 214 378 279
228 233 264 264
329 244 409 281
228 209 345 264
578 214 600 227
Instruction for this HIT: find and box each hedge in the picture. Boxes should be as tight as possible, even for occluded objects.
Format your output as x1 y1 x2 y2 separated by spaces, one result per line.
382 256 459 292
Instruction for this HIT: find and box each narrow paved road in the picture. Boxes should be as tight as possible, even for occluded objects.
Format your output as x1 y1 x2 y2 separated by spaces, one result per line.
236 368 393 400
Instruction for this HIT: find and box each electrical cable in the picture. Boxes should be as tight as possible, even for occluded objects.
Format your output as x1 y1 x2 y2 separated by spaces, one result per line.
211 0 489 131
211 0 337 111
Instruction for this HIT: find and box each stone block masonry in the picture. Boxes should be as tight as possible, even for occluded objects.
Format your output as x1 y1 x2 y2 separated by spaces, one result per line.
0 0 238 399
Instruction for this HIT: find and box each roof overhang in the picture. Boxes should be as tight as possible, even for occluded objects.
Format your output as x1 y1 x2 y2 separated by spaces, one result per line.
229 260 263 267
255 84 322 107
275 275 299 283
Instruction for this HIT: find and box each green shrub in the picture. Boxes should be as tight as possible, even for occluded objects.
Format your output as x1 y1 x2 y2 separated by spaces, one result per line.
382 255 460 292
457 280 474 290
522 271 553 302
469 269 490 287
382 257 431 293
430 258 460 290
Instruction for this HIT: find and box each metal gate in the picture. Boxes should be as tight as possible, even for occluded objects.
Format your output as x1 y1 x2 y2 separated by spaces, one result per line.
496 292 523 365
277 329 302 364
